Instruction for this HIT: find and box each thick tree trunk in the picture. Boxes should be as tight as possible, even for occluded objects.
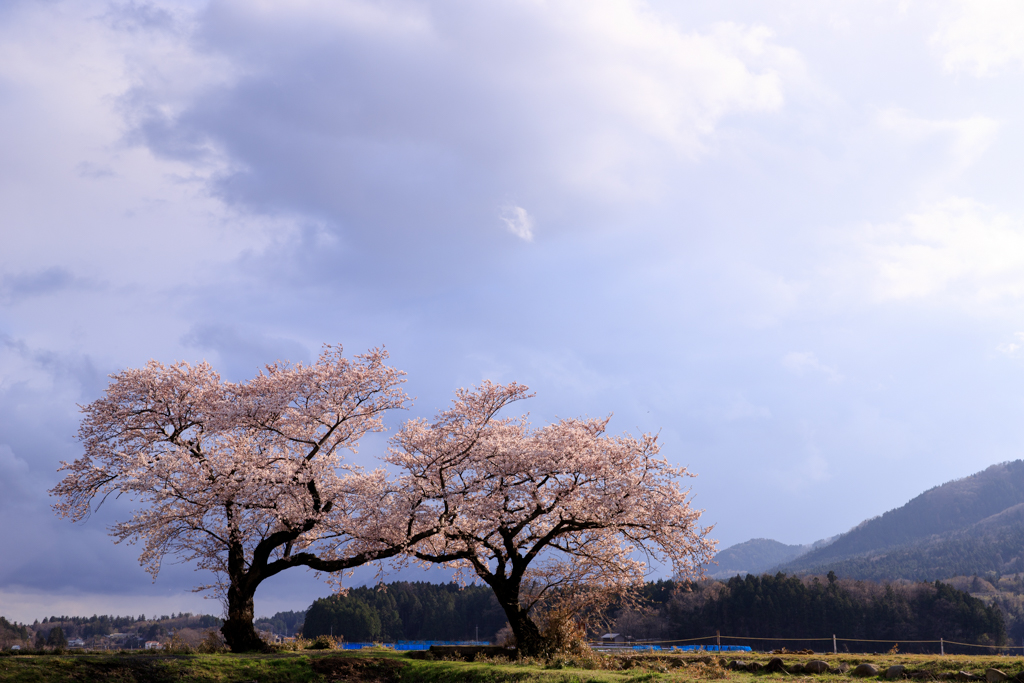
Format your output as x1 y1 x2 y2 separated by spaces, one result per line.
221 581 266 652
493 583 545 658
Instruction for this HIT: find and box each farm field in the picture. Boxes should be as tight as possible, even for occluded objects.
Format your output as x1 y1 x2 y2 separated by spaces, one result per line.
2 649 1024 683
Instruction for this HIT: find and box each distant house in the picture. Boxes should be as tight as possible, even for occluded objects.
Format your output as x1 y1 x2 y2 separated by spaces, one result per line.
68 638 85 648
600 633 625 644
10 645 20 651
144 641 161 650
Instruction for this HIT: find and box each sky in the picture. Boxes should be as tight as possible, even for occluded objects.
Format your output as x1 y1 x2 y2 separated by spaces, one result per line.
3 0 1024 623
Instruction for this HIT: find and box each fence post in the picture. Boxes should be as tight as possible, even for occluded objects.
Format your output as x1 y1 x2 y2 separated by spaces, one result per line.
833 635 837 655
940 638 944 656
716 631 721 652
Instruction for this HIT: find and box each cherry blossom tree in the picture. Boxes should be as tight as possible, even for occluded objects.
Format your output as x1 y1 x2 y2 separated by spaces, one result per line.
388 382 715 656
51 346 439 652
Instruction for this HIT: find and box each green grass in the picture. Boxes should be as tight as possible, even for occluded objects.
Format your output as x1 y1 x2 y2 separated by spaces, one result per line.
1 649 1023 683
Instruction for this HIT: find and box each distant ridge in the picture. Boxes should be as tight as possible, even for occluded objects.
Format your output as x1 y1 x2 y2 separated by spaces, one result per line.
775 460 1024 580
708 535 839 579
708 538 806 578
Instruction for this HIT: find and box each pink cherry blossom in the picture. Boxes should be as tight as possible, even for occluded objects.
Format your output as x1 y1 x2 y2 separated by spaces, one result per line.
388 381 715 656
51 345 435 652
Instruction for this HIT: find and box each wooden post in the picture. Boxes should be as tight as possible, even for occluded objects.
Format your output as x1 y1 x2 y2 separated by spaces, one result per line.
716 631 721 652
940 638 944 656
833 634 837 654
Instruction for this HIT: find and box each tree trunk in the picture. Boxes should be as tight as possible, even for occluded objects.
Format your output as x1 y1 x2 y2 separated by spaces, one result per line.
221 581 265 652
493 583 545 658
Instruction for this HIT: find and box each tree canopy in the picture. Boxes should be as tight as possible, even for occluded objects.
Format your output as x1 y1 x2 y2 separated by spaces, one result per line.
390 381 715 655
51 345 439 651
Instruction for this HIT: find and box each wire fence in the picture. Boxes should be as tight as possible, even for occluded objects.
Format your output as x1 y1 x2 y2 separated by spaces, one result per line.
587 634 1021 655
319 635 1018 655
334 640 491 651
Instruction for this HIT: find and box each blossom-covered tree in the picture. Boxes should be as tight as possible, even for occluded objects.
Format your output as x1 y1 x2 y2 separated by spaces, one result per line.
388 382 715 656
51 346 438 652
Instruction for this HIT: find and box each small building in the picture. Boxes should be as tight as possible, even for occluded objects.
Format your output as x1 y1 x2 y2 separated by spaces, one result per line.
10 645 20 651
600 633 625 644
68 638 85 648
144 641 161 650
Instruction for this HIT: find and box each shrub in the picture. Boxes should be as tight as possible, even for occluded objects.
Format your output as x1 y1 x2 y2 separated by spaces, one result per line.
306 635 338 650
196 630 227 654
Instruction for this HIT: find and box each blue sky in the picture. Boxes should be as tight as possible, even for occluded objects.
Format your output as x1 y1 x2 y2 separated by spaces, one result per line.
3 0 1024 622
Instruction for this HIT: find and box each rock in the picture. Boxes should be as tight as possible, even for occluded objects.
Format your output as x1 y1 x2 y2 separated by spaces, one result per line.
853 663 880 677
987 670 1008 683
956 672 980 681
805 661 831 674
838 663 851 673
765 657 788 673
747 662 763 672
787 664 806 674
886 666 906 679
729 661 747 671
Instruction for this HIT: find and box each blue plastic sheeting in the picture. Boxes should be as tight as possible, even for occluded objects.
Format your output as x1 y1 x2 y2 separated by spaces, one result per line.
337 641 490 651
673 645 752 652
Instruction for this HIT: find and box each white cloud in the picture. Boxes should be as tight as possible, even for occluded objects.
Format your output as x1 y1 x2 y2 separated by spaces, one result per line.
500 205 534 242
932 0 1024 76
0 0 291 288
861 198 1024 302
997 332 1024 357
116 0 800 224
876 108 999 170
782 351 842 381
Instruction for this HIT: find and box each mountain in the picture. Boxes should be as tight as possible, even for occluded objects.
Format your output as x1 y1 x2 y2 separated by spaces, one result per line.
775 460 1024 580
783 502 1024 581
709 538 807 578
708 535 841 578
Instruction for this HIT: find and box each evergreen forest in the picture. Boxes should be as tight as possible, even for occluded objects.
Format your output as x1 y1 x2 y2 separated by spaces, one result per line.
302 582 508 641
297 575 1004 651
614 574 1005 653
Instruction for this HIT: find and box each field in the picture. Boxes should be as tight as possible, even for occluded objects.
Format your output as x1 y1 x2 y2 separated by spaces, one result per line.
2 649 1024 683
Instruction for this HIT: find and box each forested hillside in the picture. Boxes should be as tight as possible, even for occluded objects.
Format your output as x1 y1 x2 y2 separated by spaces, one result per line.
299 577 1002 650
254 610 305 638
302 582 507 641
0 613 223 650
792 517 1024 581
0 616 29 648
780 461 1024 573
614 575 1005 652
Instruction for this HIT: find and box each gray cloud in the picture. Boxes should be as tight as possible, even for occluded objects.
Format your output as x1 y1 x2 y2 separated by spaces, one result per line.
0 268 92 302
180 322 311 380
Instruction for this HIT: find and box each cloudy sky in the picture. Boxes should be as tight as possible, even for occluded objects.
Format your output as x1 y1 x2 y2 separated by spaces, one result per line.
4 0 1024 622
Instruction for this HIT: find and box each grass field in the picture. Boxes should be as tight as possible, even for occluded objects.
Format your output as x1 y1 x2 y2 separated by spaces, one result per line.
2 649 1023 683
